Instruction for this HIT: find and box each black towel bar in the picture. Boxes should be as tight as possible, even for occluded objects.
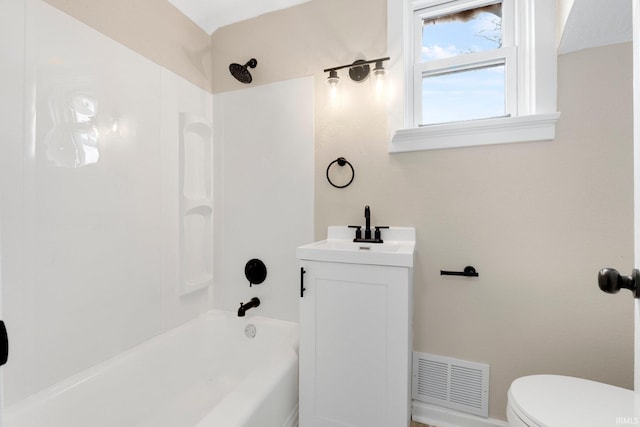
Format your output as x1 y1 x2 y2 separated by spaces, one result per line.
440 266 479 277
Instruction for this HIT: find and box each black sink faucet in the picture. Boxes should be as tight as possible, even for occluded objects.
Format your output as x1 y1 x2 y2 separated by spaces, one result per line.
364 205 371 240
349 205 388 243
238 297 260 317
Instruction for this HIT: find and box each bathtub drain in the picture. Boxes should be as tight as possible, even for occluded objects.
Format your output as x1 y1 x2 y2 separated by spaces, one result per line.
245 323 256 338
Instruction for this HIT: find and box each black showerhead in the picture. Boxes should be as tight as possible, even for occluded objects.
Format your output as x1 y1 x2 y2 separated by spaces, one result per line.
229 58 257 84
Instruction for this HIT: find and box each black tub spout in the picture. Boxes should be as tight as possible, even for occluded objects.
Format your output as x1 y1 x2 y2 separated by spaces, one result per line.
238 297 261 317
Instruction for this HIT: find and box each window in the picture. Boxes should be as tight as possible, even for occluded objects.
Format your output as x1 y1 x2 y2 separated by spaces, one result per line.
387 0 560 152
414 1 514 126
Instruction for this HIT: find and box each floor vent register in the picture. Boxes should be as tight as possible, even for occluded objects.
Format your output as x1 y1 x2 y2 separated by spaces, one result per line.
412 352 489 417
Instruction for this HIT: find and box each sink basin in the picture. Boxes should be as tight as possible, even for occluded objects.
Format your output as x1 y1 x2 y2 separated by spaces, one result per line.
296 226 415 267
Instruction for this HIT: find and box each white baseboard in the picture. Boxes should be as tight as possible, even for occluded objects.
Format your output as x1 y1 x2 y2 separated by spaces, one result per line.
413 400 509 427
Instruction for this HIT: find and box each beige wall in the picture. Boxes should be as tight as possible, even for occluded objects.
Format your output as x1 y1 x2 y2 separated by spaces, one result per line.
210 1 635 421
210 0 387 93
44 0 212 91
41 0 635 421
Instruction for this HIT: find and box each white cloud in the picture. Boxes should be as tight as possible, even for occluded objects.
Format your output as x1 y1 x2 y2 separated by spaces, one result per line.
421 45 458 60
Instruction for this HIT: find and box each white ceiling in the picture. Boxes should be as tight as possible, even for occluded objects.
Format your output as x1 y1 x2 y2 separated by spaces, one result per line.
169 0 633 52
559 0 632 54
168 0 312 34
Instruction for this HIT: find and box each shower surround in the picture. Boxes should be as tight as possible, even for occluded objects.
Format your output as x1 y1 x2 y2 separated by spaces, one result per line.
0 0 313 419
0 0 214 406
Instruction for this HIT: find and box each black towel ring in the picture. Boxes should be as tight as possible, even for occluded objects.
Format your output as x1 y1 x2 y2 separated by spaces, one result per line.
326 157 355 189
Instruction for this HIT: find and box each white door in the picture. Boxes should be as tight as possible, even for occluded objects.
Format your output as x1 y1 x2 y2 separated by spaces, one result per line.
633 0 640 391
590 0 640 393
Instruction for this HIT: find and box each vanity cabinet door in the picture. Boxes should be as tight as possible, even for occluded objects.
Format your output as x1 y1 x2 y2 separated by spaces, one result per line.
299 260 412 427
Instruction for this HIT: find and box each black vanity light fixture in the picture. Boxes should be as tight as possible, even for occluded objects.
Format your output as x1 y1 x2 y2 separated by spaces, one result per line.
324 56 390 87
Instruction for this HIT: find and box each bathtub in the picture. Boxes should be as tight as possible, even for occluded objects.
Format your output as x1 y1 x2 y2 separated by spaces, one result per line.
4 310 299 427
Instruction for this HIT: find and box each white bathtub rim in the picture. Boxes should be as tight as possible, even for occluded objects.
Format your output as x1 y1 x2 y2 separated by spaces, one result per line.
4 309 298 422
195 314 299 427
194 345 298 427
5 311 203 419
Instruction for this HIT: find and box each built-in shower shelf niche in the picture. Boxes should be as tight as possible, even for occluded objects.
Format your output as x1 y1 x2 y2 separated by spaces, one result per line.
179 113 213 296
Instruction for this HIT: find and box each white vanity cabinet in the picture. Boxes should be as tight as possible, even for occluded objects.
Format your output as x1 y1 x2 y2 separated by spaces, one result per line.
297 226 415 427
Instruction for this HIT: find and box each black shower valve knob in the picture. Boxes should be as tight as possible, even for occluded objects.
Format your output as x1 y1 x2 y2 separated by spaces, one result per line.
245 258 267 287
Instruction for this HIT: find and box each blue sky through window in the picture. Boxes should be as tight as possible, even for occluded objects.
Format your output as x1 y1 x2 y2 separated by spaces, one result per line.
422 65 505 125
422 8 502 61
420 5 504 125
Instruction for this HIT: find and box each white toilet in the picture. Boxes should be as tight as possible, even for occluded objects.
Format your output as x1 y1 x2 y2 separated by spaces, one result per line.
507 375 637 426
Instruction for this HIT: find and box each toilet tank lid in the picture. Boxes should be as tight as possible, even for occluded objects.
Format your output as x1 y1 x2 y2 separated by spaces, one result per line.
508 375 636 427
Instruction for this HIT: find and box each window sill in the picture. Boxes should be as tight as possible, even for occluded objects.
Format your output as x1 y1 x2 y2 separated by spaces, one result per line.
389 113 561 153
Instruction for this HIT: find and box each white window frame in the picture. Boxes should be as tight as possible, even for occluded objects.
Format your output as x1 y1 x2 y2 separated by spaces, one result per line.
413 0 516 127
387 0 560 153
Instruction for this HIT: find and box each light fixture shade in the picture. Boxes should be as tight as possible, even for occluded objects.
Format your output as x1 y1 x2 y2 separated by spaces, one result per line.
372 61 387 102
327 69 339 86
373 60 386 78
327 69 341 108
